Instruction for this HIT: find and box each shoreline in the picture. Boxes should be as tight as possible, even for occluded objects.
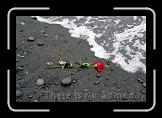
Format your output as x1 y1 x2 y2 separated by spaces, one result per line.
16 16 146 102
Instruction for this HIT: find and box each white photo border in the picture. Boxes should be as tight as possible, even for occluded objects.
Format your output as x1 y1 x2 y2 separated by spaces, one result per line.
7 7 50 112
7 7 156 112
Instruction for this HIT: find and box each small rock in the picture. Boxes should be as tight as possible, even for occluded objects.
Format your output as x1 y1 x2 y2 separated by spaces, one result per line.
17 66 23 71
20 30 24 32
71 72 75 76
54 82 58 85
141 89 146 94
137 78 143 83
17 54 25 58
96 74 101 78
54 35 59 40
118 89 122 92
47 62 53 65
83 89 90 92
106 61 110 65
64 40 68 43
61 77 72 86
16 89 22 98
73 80 77 83
27 36 35 42
44 33 48 36
46 62 53 68
142 82 146 88
28 95 33 99
20 22 25 25
36 79 44 86
94 81 100 85
37 41 44 46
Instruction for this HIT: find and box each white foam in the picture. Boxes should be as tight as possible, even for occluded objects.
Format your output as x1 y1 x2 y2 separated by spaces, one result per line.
111 21 146 73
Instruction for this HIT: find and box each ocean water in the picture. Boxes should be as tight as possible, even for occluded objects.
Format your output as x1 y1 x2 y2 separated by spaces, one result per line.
33 16 146 74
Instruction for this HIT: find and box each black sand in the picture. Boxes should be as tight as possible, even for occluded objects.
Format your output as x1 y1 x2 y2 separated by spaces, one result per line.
16 16 146 102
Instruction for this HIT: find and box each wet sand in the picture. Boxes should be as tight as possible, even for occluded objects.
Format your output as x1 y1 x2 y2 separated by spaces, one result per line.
16 16 146 102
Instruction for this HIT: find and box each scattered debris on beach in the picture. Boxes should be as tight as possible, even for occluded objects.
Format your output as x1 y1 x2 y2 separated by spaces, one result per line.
27 36 35 42
61 77 72 86
36 78 45 86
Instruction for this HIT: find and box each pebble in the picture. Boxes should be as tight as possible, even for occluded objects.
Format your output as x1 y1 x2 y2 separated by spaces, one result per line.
28 95 33 99
110 69 113 71
37 41 44 46
83 89 90 92
16 89 22 98
107 61 110 65
27 36 35 42
46 62 53 68
73 80 77 83
141 89 146 94
142 82 146 88
36 79 44 86
20 22 25 25
61 77 72 86
64 40 68 43
54 82 58 85
17 54 25 58
94 81 100 85
44 33 48 36
47 62 53 65
17 66 23 71
20 30 24 32
54 35 59 40
137 78 143 83
71 72 75 76
96 74 101 78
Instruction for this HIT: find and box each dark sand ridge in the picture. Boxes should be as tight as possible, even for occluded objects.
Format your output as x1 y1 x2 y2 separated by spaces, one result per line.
16 16 146 102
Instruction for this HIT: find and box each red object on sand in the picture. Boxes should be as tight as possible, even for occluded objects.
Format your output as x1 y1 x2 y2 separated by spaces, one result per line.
92 61 104 72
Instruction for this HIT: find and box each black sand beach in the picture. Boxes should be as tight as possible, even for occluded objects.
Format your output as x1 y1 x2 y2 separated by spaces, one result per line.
16 16 146 102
